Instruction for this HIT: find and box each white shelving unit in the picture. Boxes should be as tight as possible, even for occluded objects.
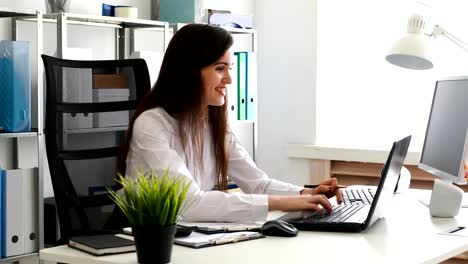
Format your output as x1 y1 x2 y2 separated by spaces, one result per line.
0 8 43 264
16 13 170 142
19 12 170 59
8 13 170 261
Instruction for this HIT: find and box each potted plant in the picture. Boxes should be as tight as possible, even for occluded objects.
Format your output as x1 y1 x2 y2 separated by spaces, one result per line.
108 169 191 264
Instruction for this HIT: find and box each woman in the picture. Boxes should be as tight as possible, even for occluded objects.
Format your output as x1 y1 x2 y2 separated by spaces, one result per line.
118 24 342 222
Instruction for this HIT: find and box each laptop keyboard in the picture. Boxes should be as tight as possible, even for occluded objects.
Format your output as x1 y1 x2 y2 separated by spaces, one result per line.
342 188 375 205
303 204 366 223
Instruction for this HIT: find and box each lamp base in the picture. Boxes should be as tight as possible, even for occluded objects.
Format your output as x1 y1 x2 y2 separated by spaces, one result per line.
429 178 463 218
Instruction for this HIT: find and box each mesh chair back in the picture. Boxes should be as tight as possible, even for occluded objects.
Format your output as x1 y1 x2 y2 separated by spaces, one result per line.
41 55 151 243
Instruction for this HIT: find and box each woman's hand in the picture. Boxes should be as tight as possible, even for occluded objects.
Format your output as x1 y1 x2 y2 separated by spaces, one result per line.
268 194 333 213
301 178 343 204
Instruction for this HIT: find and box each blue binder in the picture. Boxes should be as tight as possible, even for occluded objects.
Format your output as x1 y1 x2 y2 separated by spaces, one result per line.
0 41 31 132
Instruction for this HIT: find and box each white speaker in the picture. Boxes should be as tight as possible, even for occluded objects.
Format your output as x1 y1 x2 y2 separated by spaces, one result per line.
429 178 463 217
394 166 411 193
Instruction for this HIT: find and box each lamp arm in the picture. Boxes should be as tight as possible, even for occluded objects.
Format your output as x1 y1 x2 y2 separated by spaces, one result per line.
432 25 468 54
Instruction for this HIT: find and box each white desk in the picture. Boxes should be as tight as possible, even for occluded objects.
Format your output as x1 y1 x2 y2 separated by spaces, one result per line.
40 190 468 264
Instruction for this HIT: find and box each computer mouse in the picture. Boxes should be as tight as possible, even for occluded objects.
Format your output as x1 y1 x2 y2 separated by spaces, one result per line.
261 220 298 237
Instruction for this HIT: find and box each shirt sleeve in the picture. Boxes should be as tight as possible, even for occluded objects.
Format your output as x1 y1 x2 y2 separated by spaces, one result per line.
227 129 303 196
127 112 270 222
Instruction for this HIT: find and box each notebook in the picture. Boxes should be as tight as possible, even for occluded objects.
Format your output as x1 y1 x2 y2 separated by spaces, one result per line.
279 135 411 232
68 234 135 256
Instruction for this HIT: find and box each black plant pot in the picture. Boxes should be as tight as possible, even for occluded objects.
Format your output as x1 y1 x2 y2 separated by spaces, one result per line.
132 225 176 264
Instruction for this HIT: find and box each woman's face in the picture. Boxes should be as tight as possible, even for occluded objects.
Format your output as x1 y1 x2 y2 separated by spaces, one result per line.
201 49 233 107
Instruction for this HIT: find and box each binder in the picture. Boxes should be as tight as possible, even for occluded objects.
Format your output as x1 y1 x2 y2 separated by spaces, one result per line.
0 41 31 132
227 54 239 122
0 170 3 254
2 169 24 257
235 52 247 120
245 52 257 121
22 168 38 254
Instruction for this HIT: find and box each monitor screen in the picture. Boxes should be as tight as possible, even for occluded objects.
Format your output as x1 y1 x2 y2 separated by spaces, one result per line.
419 77 468 185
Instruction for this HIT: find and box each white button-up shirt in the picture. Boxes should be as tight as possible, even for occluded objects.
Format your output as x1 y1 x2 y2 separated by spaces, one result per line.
126 107 303 222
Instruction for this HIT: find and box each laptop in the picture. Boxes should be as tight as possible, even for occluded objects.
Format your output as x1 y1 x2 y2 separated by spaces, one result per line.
279 135 411 232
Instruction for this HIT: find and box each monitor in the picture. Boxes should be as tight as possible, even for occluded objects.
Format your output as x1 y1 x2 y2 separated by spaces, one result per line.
419 76 468 185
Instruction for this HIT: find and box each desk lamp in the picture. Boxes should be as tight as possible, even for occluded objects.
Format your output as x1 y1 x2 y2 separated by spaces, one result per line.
386 14 468 70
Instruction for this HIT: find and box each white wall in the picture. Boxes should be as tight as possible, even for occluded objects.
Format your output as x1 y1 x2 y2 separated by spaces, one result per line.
316 1 468 153
255 0 317 185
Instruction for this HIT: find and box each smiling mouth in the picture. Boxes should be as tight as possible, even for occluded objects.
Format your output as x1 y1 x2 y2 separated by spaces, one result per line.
216 87 226 96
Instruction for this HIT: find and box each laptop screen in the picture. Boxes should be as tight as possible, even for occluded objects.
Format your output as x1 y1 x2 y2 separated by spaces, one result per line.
365 135 411 226
278 136 411 232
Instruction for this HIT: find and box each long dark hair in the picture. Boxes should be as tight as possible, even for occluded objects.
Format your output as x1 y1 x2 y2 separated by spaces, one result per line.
118 24 234 191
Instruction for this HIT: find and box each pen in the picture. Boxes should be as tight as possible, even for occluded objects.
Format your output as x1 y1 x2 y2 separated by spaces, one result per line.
303 184 347 189
210 234 251 245
212 238 235 245
449 226 465 233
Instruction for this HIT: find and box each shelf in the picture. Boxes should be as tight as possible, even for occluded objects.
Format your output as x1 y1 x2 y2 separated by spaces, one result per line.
0 131 38 138
20 12 168 29
287 144 421 165
221 26 256 34
0 8 36 17
173 23 255 34
63 126 128 134
0 252 38 263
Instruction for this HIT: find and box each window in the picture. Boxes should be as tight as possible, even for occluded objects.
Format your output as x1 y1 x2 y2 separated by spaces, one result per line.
316 0 468 152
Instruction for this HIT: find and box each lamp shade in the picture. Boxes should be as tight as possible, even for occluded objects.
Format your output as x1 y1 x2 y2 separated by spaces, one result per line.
386 33 433 70
386 14 434 70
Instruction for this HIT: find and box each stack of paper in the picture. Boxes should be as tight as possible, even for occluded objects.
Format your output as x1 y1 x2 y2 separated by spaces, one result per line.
178 221 262 234
174 231 264 249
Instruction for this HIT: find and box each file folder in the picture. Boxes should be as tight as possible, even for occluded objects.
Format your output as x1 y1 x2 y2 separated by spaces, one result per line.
235 52 247 120
22 168 38 254
245 52 257 121
2 169 24 257
227 55 238 122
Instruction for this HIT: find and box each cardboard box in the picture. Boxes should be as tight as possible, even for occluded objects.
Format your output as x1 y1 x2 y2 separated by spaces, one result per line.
92 74 128 89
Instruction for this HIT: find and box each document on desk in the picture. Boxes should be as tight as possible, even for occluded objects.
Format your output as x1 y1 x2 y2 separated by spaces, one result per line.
178 221 262 234
439 226 468 237
174 231 265 249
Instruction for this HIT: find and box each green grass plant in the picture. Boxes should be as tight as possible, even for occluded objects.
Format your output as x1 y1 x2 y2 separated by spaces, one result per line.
108 169 191 227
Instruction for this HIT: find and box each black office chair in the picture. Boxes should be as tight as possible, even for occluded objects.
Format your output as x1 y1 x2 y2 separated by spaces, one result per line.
41 55 151 244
